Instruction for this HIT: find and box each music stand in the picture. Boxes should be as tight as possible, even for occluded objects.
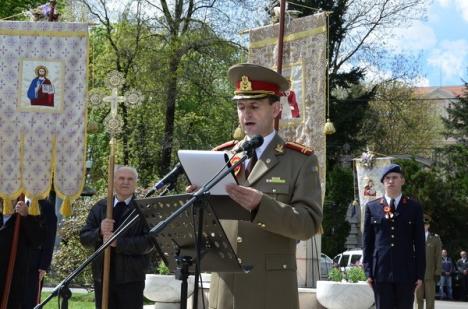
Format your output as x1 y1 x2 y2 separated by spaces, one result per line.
136 194 250 309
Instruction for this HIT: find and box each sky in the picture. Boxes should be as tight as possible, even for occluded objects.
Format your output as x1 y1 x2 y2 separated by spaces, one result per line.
392 0 468 87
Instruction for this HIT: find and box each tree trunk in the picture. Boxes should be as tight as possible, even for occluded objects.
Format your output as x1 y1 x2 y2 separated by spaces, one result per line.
159 53 180 175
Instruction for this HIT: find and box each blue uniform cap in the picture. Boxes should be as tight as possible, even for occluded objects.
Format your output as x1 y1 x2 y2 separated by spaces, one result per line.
380 164 403 183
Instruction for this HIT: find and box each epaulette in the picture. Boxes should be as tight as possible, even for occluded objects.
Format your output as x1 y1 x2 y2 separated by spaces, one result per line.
285 142 314 155
212 140 239 151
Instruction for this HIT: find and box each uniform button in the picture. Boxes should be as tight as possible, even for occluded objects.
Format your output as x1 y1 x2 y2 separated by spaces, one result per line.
238 258 242 264
391 243 394 247
391 235 395 238
282 264 287 269
257 222 263 227
262 224 266 228
237 237 243 243
391 227 395 230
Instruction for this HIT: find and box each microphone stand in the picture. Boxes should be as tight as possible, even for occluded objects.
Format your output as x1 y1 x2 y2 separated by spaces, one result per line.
35 152 251 309
34 176 181 308
34 211 141 309
147 150 251 309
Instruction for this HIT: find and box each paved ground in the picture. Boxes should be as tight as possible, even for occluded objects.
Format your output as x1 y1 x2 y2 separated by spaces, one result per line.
433 300 468 309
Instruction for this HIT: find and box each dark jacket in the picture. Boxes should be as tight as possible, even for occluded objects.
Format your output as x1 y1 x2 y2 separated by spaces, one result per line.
79 198 154 284
363 196 426 283
0 211 44 307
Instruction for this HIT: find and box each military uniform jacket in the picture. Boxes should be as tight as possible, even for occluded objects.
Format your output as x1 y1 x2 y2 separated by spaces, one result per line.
209 134 323 309
363 197 426 283
424 232 442 280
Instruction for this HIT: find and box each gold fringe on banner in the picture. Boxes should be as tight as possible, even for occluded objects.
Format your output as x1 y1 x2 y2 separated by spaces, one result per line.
60 197 72 217
3 199 14 215
28 198 40 216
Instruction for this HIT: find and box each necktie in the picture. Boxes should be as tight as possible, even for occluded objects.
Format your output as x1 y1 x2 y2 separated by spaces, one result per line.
245 151 257 178
113 201 127 226
390 198 396 213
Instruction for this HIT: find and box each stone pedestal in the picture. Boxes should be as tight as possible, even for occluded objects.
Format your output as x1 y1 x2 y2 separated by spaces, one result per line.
316 280 374 309
144 274 194 308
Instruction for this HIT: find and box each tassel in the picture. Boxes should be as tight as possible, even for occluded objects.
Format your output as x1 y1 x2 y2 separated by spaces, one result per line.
323 118 336 135
233 125 245 140
28 198 40 216
3 199 14 215
60 197 72 217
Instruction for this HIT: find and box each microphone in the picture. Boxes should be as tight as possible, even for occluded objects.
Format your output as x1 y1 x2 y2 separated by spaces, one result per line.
235 135 264 154
146 163 184 196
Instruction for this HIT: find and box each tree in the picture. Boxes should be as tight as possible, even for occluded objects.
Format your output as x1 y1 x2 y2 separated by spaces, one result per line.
322 165 353 257
358 81 441 157
271 0 428 164
0 0 44 19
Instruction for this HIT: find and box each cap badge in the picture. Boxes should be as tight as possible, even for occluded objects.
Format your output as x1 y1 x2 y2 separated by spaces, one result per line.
239 75 252 91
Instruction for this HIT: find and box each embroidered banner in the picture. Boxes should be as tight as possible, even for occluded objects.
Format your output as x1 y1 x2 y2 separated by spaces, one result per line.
0 21 88 215
248 13 327 288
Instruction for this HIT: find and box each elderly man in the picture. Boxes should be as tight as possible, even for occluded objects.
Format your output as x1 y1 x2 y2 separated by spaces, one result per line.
363 164 426 309
80 166 154 309
201 63 323 309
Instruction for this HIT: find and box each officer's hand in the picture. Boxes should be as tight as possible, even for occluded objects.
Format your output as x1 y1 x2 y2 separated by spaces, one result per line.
225 184 262 211
186 184 199 193
367 277 373 288
15 201 29 217
415 279 423 290
100 218 115 236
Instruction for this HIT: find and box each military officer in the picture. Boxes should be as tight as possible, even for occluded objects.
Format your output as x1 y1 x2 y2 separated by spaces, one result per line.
363 164 426 309
415 215 442 309
203 63 323 309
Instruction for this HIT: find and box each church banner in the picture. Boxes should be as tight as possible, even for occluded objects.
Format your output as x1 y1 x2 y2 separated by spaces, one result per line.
248 13 327 287
0 21 88 216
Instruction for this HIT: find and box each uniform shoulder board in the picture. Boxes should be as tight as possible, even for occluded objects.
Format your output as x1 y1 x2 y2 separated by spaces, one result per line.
212 140 239 151
285 142 314 155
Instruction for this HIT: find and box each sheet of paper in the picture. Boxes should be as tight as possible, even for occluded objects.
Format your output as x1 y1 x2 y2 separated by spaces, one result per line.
178 150 237 195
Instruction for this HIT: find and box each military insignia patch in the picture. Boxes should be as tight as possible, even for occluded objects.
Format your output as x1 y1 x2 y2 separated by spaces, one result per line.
229 155 241 176
266 177 286 184
275 144 284 153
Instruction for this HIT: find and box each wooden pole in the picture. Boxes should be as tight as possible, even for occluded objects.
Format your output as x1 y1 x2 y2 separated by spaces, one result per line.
101 138 115 309
1 194 25 309
274 0 286 131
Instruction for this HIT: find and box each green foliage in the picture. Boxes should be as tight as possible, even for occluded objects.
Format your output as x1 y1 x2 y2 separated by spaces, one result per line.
156 260 170 275
346 266 366 283
328 267 343 282
442 81 468 144
50 196 99 287
0 0 44 19
359 81 441 157
322 165 353 257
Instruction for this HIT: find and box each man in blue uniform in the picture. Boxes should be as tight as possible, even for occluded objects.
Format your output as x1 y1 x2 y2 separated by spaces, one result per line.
363 164 426 309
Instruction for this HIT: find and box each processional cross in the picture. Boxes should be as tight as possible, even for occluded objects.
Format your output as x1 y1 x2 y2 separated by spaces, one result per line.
88 70 143 309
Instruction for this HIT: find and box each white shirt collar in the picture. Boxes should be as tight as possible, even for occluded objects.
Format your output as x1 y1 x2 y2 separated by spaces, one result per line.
253 130 276 159
114 196 132 207
245 130 276 166
384 194 402 209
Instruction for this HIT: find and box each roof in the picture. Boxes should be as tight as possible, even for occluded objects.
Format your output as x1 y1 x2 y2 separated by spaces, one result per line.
413 85 465 98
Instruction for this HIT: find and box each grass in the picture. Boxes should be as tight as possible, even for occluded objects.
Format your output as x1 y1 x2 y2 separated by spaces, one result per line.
40 291 154 308
40 292 95 309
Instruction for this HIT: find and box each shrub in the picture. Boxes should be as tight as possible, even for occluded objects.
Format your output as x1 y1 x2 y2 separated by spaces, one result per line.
328 267 343 282
346 266 366 283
